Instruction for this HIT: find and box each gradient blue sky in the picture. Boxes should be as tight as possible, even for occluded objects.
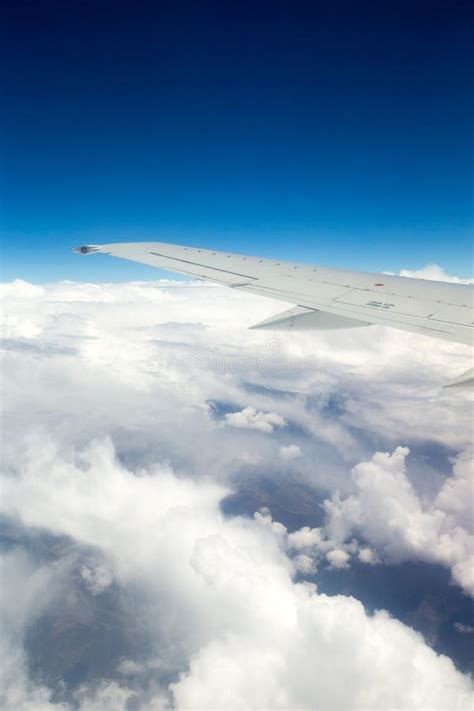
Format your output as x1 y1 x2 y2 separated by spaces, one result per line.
2 0 473 282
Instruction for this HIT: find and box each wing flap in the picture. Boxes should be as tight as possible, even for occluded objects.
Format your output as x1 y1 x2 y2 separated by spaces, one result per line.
429 305 473 328
444 367 474 388
250 305 369 331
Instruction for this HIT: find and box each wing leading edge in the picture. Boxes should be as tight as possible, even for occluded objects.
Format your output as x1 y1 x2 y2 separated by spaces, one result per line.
74 242 473 348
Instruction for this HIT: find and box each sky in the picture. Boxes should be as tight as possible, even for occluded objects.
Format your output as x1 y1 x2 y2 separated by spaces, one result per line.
2 0 473 282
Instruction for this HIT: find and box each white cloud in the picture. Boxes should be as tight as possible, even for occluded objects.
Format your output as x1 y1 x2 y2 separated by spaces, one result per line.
358 546 377 564
279 444 302 460
325 548 351 569
434 452 474 530
397 264 474 284
324 447 474 595
287 526 326 551
224 405 286 433
172 596 472 711
292 553 316 574
0 279 45 299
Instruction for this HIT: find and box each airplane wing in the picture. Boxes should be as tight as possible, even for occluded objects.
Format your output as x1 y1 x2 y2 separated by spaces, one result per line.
74 241 473 354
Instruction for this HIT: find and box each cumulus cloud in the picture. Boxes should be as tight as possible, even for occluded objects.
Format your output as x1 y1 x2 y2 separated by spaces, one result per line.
172 599 472 710
224 405 286 432
287 525 326 550
259 511 373 574
1 275 473 708
323 447 474 595
358 546 377 564
279 444 302 460
325 548 351 569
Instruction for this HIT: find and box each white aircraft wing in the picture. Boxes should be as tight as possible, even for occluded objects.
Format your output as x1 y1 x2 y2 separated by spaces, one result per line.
74 242 473 351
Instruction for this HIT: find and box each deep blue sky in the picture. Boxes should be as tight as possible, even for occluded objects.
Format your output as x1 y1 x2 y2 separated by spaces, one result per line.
2 0 473 282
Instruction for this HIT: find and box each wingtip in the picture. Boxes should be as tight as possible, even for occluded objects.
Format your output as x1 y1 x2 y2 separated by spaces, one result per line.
72 245 101 255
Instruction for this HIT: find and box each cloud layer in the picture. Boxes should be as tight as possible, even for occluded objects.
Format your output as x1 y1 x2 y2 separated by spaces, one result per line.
0 276 473 709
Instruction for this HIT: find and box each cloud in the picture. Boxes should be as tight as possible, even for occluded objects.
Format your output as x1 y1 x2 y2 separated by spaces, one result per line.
80 563 114 595
358 546 377 564
1 274 473 708
454 623 474 634
172 594 472 710
397 264 474 285
325 548 351 569
279 444 302 460
224 405 286 432
323 447 474 595
434 452 474 530
0 549 66 709
287 525 326 550
73 681 139 711
1 276 472 459
1 436 472 710
257 509 379 575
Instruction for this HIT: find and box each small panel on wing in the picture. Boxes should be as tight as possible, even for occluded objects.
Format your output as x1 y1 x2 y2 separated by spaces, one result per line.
333 289 445 318
429 305 474 327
